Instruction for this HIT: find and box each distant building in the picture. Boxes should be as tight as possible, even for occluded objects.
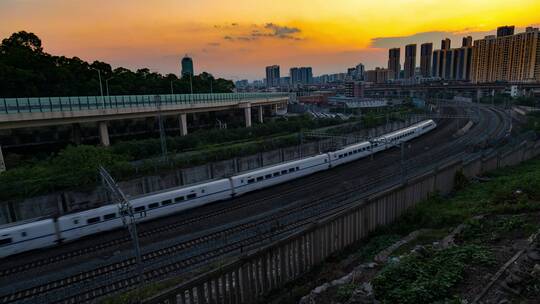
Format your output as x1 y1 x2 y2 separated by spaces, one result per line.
347 67 357 79
420 43 433 77
365 68 391 84
404 44 417 79
235 79 249 88
356 63 365 80
471 26 540 83
265 65 280 88
345 81 365 98
497 25 515 37
280 76 290 87
441 38 451 50
290 67 313 85
181 55 194 77
431 37 473 81
388 48 401 80
462 36 473 47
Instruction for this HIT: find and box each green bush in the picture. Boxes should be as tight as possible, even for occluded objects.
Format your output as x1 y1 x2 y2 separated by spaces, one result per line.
373 245 494 304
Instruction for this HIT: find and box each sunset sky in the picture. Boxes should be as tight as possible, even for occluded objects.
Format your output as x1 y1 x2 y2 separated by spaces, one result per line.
1 0 539 80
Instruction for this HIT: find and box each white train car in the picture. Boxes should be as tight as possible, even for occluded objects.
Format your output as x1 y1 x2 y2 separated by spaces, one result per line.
0 218 57 257
328 141 372 167
231 154 330 195
58 179 232 242
0 120 437 259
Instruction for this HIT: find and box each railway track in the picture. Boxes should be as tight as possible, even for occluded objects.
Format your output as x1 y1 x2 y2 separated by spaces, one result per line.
1 103 511 303
0 113 458 279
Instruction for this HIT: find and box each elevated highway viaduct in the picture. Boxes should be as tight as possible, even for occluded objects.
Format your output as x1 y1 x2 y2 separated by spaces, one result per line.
0 93 289 171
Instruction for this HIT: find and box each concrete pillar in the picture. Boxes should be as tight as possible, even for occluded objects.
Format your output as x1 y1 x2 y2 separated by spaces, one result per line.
258 106 264 123
72 123 82 145
0 145 5 173
179 113 188 136
244 105 252 127
98 121 110 147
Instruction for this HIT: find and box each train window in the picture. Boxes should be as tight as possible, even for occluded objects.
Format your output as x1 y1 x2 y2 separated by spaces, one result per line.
265 174 272 179
163 199 173 205
257 176 264 182
0 238 12 245
21 232 27 237
174 196 184 203
87 217 100 224
248 178 255 184
289 168 295 173
134 206 146 212
348 152 353 155
273 172 280 177
281 170 288 175
73 219 79 225
201 189 205 193
324 159 328 163
296 167 300 171
104 213 116 220
187 193 197 199
149 202 159 209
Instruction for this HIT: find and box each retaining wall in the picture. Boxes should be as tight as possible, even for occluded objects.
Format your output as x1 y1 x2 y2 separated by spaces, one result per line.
143 138 540 304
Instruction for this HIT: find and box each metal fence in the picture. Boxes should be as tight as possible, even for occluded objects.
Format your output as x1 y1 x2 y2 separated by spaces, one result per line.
142 137 540 304
0 93 289 114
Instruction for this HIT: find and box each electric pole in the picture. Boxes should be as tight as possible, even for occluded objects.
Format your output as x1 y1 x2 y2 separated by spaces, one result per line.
99 166 144 286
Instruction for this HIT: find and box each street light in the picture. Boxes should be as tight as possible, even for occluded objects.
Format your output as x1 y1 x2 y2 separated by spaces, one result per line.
91 67 105 107
105 77 114 97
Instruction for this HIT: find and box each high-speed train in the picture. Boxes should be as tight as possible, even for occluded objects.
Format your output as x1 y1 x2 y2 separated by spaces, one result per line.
0 120 436 258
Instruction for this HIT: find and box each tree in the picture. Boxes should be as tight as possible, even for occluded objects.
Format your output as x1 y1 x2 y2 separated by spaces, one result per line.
0 31 235 98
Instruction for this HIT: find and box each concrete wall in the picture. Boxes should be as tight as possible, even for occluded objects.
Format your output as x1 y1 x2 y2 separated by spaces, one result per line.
143 138 540 304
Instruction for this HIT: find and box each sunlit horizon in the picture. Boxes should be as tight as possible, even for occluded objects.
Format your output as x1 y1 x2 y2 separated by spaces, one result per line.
1 0 539 80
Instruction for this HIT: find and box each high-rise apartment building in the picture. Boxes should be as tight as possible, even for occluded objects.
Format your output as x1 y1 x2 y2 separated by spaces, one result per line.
388 48 401 79
265 65 280 88
356 63 365 80
441 38 451 50
431 37 473 81
420 43 433 77
290 67 313 85
404 44 417 79
471 26 540 83
497 26 515 37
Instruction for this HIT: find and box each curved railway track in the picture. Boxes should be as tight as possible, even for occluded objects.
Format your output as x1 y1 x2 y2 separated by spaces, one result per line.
0 103 512 304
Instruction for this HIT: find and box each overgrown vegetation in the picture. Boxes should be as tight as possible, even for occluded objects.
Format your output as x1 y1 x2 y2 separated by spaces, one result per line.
368 158 540 303
0 116 342 201
373 245 495 304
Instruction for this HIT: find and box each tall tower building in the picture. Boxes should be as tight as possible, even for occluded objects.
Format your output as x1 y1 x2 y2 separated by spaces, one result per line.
462 36 473 47
420 43 433 77
181 55 194 77
497 25 515 37
441 38 451 50
471 26 540 83
265 65 280 88
404 44 417 79
355 63 365 80
388 48 401 80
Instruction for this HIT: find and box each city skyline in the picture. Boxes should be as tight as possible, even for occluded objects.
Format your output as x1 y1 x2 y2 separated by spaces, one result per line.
1 0 539 80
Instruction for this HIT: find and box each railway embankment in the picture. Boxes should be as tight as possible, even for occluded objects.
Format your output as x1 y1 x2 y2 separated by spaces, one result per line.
272 157 540 304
